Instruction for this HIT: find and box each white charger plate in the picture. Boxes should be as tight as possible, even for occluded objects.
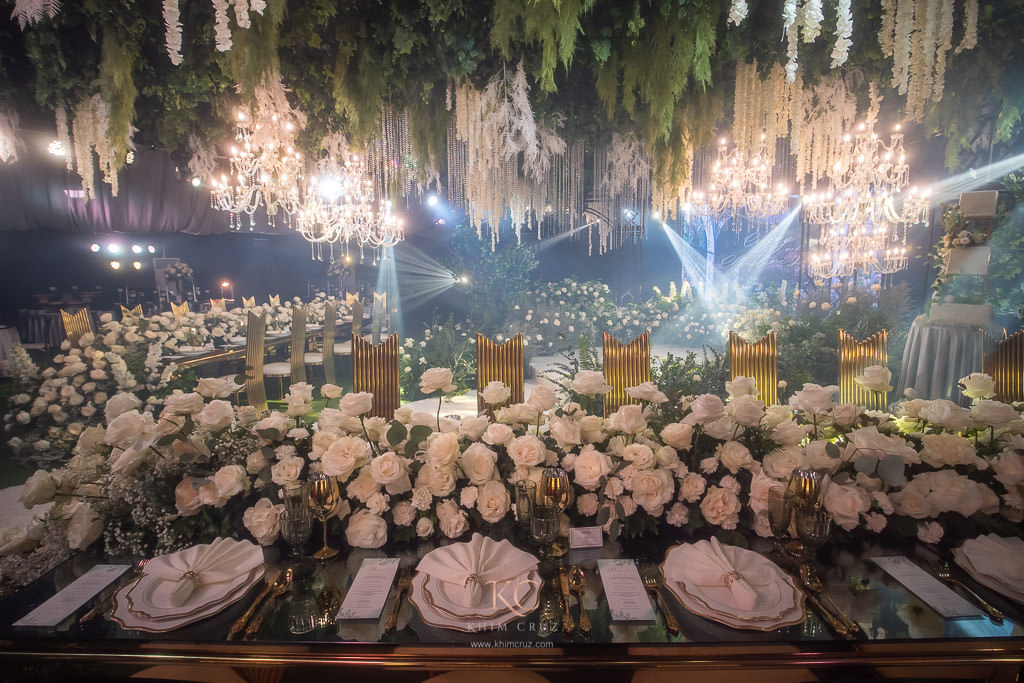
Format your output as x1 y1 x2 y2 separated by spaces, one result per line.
409 571 539 632
125 563 263 620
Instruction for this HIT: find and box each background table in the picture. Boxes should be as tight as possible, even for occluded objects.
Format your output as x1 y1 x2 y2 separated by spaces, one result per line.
897 316 991 402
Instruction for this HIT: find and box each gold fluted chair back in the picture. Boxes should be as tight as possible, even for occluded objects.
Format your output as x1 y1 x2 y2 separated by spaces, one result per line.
61 308 93 346
120 304 142 320
984 330 1024 403
352 332 400 418
728 330 779 405
602 330 651 416
347 293 364 337
244 312 268 415
242 296 256 308
372 291 387 344
170 301 190 318
838 329 889 410
322 302 338 386
476 333 525 414
209 298 226 311
289 306 307 385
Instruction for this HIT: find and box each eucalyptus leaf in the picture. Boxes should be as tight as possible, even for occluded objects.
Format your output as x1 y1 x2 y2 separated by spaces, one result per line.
854 453 879 475
408 425 432 445
878 453 906 487
387 420 408 448
596 505 611 526
825 442 842 460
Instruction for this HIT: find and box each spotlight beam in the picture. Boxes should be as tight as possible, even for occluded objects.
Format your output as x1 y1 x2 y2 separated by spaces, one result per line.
927 152 1024 205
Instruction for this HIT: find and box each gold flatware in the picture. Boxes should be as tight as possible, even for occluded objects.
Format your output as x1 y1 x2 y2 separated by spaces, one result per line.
228 569 282 640
798 564 864 637
245 568 293 639
936 562 1004 623
802 589 852 638
641 568 680 637
558 567 575 639
567 565 590 638
385 568 413 635
80 559 149 624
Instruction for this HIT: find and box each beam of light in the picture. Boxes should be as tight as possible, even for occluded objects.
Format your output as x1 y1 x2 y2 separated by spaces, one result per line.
927 152 1024 205
376 246 403 335
536 221 600 250
723 207 800 299
658 221 711 296
391 241 458 312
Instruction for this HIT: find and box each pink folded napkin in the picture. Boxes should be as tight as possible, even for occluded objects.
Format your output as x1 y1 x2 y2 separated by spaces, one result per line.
664 538 760 611
961 535 1024 589
143 537 263 607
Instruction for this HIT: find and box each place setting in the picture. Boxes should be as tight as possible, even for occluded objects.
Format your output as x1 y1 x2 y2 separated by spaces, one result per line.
952 534 1024 605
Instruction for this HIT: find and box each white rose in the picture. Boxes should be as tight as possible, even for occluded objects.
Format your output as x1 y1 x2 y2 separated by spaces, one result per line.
415 464 456 497
110 446 149 476
918 399 971 430
726 394 765 427
970 399 1020 428
411 486 433 511
626 381 668 403
460 486 478 508
104 392 141 423
656 446 679 468
762 446 805 479
477 480 511 523
393 501 416 526
416 517 434 538
830 403 861 429
574 445 612 490
924 470 985 517
236 405 258 426
246 450 269 474
436 499 470 538
548 417 582 450
253 413 292 438
715 440 754 473
917 521 945 544
724 376 757 399
339 392 374 417
577 493 599 516
577 415 605 443
622 443 656 469
458 443 498 485
20 470 58 508
771 420 810 446
321 436 371 481
854 365 892 393
369 452 408 486
347 468 382 502
788 383 839 414
822 483 870 531
459 415 490 441
213 464 249 500
164 391 205 416
242 498 283 545
507 435 546 468
196 377 239 399
320 383 343 399
505 402 540 424
688 394 726 424
174 477 203 516
891 487 933 519
197 400 234 431
425 432 461 469
660 422 694 451
845 426 921 465
527 385 557 412
419 367 456 394
631 468 674 516
609 404 647 434
678 473 706 503
959 372 996 400
699 486 742 529
571 370 612 396
271 456 305 485
993 448 1024 488
67 502 103 550
481 381 512 406
104 410 155 450
920 433 982 469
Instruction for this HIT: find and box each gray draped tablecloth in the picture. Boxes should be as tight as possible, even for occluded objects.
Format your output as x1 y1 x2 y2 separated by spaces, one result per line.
898 316 989 402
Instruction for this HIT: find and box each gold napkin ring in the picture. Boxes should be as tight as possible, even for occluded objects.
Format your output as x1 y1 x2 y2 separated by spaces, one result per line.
723 570 743 587
178 570 201 586
464 573 482 588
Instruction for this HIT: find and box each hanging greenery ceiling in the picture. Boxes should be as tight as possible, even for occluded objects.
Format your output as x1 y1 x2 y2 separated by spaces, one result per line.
2 0 1024 214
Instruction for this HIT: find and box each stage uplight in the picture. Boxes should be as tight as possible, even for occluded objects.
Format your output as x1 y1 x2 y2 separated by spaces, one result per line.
89 243 101 253
460 275 469 284
107 243 121 254
191 177 202 187
147 245 156 254
131 261 142 270
220 280 230 288
109 260 121 270
426 194 439 208
131 244 142 254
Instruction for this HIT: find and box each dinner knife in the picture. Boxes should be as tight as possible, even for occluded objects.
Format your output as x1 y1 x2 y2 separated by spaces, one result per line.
228 568 281 640
558 568 575 638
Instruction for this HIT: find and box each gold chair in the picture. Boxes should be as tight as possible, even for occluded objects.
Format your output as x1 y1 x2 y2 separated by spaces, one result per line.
838 329 889 410
242 296 256 308
728 330 779 406
170 301 190 318
60 308 93 346
263 306 307 398
476 333 525 414
243 312 268 415
120 304 142 320
268 294 281 307
984 330 1024 403
352 332 400 418
209 298 226 311
602 330 651 416
302 303 334 385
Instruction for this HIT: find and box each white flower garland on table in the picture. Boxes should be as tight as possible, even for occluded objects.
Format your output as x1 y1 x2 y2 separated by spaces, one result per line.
162 0 183 66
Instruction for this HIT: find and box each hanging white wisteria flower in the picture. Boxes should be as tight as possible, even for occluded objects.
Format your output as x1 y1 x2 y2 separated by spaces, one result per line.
232 0 251 30
11 0 60 29
800 0 824 43
879 0 897 57
162 0 183 66
0 105 24 166
727 0 748 26
250 0 267 14
212 0 232 52
55 104 73 173
831 0 853 68
782 0 800 82
954 0 977 54
932 0 954 100
892 0 914 94
186 133 217 184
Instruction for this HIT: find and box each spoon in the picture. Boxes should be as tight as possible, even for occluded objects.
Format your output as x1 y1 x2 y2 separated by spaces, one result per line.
245 568 293 638
798 564 862 636
935 562 1004 623
567 566 591 638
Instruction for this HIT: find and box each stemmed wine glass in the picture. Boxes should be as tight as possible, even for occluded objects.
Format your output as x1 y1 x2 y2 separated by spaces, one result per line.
307 471 339 560
767 486 794 555
530 506 560 559
540 467 573 558
795 505 833 557
280 508 313 558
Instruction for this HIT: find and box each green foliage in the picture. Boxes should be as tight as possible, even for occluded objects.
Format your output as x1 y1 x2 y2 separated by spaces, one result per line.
651 347 729 402
399 314 477 400
99 26 138 168
989 175 1024 324
490 0 595 92
541 334 601 407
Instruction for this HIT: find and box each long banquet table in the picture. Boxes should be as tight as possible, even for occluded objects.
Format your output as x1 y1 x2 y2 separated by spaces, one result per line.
1 533 1023 681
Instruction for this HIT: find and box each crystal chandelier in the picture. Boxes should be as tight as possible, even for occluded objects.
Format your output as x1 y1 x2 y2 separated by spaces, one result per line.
209 111 303 230
804 121 929 280
692 135 790 222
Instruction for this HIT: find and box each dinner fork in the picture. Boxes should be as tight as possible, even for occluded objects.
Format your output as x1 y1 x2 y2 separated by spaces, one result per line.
640 567 680 637
385 568 413 635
